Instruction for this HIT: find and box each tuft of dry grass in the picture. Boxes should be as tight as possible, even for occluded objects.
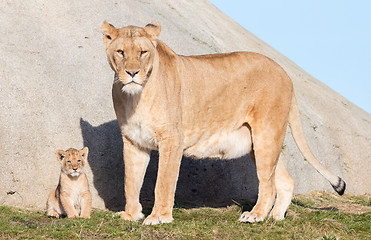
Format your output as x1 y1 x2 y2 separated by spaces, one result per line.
0 192 370 240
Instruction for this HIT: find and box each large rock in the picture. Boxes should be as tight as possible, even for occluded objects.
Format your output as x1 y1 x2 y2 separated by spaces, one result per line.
1 0 370 210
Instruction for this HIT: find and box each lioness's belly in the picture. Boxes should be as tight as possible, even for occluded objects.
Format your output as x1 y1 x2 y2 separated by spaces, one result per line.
183 126 252 159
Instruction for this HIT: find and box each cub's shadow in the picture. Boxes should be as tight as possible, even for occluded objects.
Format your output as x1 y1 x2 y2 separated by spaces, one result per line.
80 118 259 211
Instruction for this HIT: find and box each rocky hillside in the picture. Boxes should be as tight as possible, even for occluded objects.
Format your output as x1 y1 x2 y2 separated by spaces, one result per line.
1 0 370 210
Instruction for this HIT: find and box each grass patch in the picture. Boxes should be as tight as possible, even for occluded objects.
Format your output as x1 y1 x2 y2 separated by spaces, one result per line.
349 195 371 206
0 192 370 239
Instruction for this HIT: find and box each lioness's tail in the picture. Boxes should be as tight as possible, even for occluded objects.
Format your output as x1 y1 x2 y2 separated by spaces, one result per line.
288 93 346 195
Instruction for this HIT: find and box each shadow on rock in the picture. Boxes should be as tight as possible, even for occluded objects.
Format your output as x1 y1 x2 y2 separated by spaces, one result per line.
80 118 259 210
80 118 125 210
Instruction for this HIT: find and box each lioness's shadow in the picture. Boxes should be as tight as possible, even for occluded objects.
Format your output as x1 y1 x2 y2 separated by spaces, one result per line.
80 118 259 210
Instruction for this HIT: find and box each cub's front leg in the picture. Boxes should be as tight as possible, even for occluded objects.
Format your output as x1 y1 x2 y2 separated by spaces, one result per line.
143 137 183 225
60 191 78 218
80 189 92 218
117 138 150 222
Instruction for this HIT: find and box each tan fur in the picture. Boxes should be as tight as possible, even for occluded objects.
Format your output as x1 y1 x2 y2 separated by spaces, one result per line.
102 21 345 225
46 147 92 219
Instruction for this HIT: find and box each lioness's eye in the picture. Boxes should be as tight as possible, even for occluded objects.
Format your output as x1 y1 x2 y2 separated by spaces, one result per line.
140 51 148 56
78 160 81 162
117 50 125 56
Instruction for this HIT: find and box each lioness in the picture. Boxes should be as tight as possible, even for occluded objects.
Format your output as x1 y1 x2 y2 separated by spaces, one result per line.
46 147 92 218
101 21 346 225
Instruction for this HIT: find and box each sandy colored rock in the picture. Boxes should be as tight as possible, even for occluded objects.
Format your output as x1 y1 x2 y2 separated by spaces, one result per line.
0 0 370 210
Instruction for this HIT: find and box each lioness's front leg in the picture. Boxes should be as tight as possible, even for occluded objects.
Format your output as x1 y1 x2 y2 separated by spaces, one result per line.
118 138 150 221
143 137 183 225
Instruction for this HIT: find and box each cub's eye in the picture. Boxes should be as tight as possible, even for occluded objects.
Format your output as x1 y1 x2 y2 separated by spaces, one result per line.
117 50 125 56
78 160 81 163
67 160 72 164
140 51 148 56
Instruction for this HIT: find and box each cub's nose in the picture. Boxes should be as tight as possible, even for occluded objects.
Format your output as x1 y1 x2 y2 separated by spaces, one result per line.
73 167 78 171
126 70 139 78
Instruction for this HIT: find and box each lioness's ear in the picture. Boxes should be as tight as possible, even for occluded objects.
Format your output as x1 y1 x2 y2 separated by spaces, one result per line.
144 21 161 40
56 150 65 162
80 147 89 160
102 21 118 49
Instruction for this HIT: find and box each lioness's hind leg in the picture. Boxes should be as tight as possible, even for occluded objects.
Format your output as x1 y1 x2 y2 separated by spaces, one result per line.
270 155 294 220
239 124 286 223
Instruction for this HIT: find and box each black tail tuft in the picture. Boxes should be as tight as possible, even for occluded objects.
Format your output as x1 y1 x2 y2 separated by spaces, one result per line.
331 177 346 195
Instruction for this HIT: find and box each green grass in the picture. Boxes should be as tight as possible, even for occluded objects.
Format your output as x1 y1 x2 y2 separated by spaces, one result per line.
0 193 370 240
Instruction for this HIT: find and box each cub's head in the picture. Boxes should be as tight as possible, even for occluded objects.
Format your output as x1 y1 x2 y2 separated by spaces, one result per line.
102 21 161 95
56 147 89 177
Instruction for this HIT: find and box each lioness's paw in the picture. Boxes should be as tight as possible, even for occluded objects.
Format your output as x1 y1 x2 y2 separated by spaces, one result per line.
238 211 265 223
116 211 144 222
142 214 173 225
270 209 286 221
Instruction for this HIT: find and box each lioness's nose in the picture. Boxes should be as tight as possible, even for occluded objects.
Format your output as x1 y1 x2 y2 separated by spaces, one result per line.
126 70 139 78
73 167 78 171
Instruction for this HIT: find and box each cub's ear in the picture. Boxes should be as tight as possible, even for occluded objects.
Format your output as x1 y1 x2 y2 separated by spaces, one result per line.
56 150 66 162
144 21 161 40
102 21 118 49
80 147 89 160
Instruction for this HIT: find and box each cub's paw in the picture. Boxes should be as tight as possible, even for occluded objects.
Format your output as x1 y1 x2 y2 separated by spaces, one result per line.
142 213 173 225
116 211 144 222
46 210 60 218
238 211 266 223
80 214 91 219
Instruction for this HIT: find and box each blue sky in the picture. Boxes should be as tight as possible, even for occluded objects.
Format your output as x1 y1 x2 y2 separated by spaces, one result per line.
209 0 371 113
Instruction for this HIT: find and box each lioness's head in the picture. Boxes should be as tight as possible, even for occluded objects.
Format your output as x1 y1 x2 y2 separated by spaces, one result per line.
102 21 161 95
56 147 89 177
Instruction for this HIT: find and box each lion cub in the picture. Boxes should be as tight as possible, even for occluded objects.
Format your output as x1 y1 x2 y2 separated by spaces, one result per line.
46 147 92 218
